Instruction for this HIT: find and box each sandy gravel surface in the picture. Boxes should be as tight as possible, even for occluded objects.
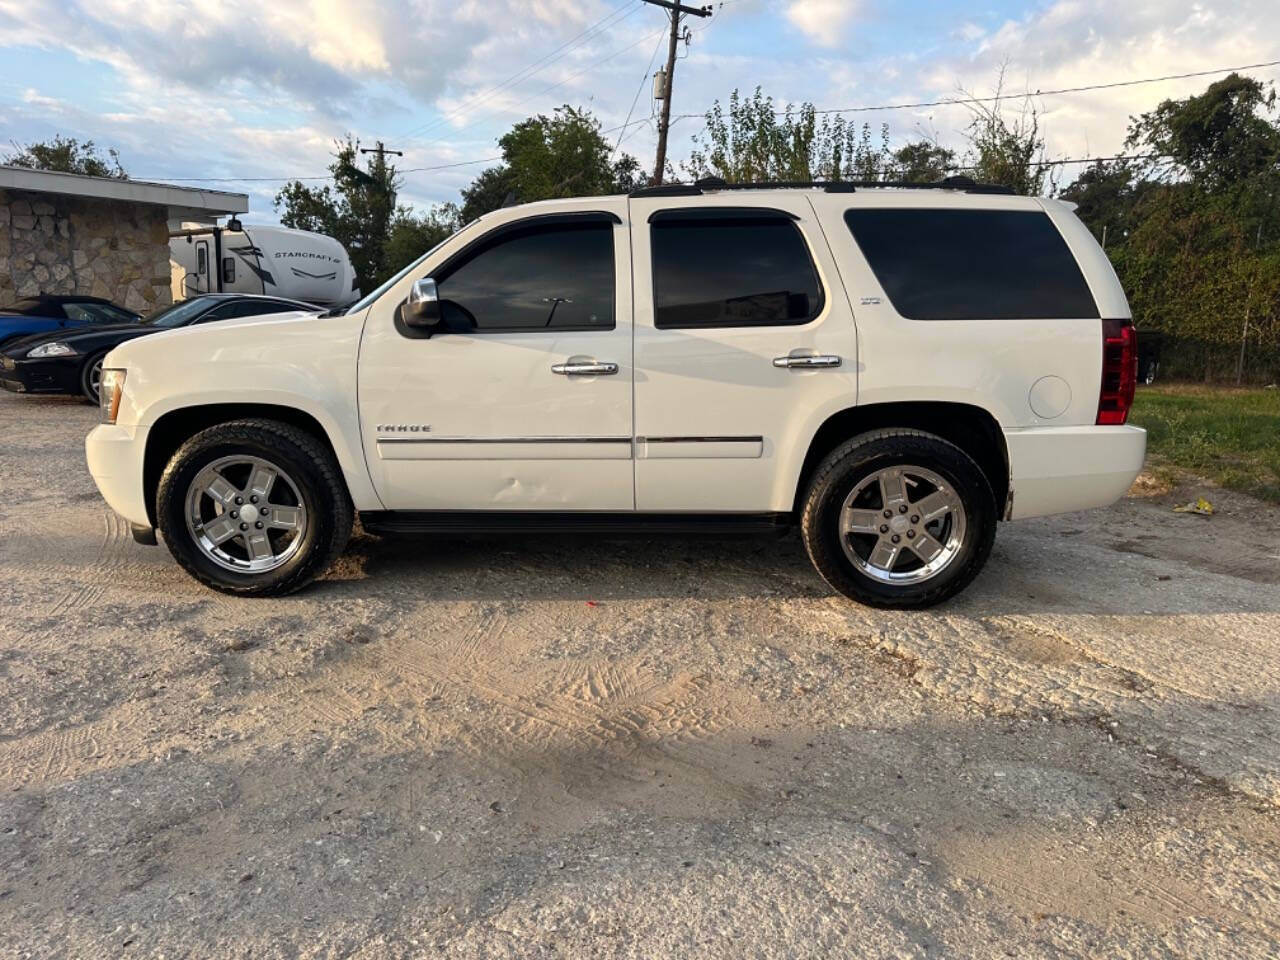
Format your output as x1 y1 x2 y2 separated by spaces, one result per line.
1 388 1278 959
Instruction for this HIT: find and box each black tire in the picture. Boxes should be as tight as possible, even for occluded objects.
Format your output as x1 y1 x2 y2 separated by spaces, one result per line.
800 429 997 609
156 419 353 596
80 350 109 403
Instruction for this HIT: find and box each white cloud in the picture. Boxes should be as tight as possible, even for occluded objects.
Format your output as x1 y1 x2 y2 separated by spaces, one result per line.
785 0 863 47
917 0 1280 165
2 0 1279 215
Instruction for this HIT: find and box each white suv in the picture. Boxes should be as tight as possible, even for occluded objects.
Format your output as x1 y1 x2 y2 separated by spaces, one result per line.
86 178 1145 608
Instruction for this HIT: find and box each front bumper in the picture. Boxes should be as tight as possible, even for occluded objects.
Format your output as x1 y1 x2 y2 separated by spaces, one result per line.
0 353 81 395
85 422 152 529
1004 424 1147 520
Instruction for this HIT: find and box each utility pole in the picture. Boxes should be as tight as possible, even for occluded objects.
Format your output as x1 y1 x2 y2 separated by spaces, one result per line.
1236 221 1265 385
643 0 711 184
359 142 404 164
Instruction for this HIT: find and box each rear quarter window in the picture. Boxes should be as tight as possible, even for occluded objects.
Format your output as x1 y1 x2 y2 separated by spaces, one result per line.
843 208 1099 320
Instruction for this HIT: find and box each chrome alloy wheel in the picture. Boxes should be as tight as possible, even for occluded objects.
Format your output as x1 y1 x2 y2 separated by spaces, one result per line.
88 357 103 400
838 464 967 585
184 455 308 574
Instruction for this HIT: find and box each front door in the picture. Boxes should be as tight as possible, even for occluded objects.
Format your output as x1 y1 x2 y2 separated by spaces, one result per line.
358 204 635 511
194 239 211 293
629 194 858 512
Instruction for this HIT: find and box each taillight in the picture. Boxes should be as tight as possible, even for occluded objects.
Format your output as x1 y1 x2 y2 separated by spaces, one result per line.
1097 319 1136 425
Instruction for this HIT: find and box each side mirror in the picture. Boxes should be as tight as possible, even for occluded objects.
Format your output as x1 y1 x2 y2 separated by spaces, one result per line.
402 277 442 331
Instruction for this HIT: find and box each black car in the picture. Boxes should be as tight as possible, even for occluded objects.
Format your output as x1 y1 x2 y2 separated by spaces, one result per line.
0 294 320 403
0 295 140 350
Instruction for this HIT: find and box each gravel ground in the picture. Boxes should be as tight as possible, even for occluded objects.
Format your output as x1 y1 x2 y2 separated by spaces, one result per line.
1 387 1278 959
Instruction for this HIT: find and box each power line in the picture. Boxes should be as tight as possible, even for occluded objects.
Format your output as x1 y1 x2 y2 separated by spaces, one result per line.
671 58 1280 121
412 25 668 152
397 1 642 144
136 156 502 183
612 27 669 157
646 1 713 184
141 59 1278 186
1030 152 1159 168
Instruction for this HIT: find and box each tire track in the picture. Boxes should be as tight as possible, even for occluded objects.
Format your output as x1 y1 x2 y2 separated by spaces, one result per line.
45 506 133 615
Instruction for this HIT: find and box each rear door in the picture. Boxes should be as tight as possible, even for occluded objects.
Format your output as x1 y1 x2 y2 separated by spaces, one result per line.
629 194 858 512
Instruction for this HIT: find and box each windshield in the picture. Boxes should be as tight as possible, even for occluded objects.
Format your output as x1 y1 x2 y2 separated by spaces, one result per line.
144 298 215 328
65 303 137 324
336 219 481 315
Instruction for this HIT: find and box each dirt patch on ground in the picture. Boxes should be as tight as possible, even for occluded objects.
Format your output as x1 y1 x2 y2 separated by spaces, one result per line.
2 390 1279 958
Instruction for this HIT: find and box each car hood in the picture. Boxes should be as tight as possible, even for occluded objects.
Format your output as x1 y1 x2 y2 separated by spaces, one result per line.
104 310 321 360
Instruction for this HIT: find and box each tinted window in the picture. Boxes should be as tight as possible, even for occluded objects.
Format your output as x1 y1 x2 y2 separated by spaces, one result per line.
435 220 615 332
200 300 302 323
651 214 822 329
844 208 1098 320
64 303 136 324
145 298 220 327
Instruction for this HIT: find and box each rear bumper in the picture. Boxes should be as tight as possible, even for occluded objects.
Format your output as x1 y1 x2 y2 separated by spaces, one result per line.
85 422 152 529
1004 424 1146 520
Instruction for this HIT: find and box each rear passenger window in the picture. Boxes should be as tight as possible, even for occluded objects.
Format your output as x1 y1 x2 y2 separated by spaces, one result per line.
844 209 1098 320
651 213 823 329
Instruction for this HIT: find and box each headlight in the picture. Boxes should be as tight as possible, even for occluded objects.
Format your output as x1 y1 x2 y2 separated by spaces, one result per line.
27 341 77 358
100 368 126 424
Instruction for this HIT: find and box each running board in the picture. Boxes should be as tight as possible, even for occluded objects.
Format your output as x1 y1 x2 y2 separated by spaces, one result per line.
359 510 793 538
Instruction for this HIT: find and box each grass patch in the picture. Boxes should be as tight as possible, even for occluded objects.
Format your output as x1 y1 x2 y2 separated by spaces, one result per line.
1129 384 1280 503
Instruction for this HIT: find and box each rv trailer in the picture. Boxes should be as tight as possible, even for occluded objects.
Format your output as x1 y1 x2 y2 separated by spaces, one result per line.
171 223 359 307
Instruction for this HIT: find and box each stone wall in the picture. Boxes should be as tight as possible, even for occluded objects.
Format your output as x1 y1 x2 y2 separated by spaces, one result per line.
0 189 173 315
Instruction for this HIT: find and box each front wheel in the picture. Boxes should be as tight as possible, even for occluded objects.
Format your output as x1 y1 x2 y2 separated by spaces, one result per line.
156 419 353 596
801 430 997 608
80 351 109 403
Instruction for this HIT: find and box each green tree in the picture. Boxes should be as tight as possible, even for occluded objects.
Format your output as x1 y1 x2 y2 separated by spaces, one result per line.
1126 73 1280 191
459 166 517 224
1062 73 1280 381
459 106 642 221
4 135 127 178
683 88 958 185
1058 160 1149 246
958 76 1049 195
276 137 411 291
684 88 896 183
384 203 461 277
890 140 956 182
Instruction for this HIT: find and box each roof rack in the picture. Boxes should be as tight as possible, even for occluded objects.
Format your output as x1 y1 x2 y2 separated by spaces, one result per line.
629 174 1014 197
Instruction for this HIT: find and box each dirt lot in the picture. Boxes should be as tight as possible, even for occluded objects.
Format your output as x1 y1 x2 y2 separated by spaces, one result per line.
1 388 1279 959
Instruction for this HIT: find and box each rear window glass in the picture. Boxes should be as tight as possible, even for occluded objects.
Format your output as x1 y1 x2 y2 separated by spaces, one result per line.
843 208 1099 320
652 214 823 329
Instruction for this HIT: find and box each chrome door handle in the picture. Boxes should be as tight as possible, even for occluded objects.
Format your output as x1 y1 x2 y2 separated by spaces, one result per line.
551 361 619 376
773 354 842 368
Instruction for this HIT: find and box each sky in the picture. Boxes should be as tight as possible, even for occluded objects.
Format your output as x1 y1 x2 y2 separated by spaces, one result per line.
0 0 1277 223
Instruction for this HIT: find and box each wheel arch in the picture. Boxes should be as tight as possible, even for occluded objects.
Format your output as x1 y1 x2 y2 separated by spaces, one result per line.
143 403 357 526
791 401 1009 516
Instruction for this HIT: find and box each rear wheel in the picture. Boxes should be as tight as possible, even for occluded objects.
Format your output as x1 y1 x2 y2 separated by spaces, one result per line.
156 419 352 596
80 351 109 403
801 430 996 608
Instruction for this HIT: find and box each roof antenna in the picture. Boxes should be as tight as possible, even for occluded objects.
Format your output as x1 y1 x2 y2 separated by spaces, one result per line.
500 191 519 208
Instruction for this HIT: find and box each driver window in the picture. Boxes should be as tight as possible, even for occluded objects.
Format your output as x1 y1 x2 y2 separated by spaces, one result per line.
434 220 615 332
